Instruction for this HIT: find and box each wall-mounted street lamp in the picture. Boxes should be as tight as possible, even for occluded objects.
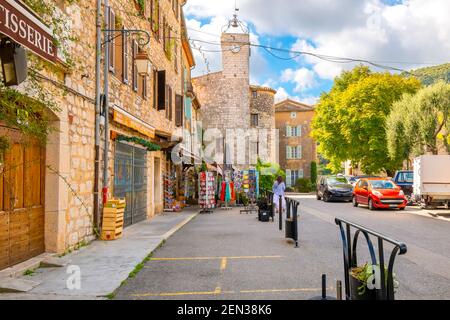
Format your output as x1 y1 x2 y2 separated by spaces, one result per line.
101 28 152 76
0 38 28 86
98 24 152 206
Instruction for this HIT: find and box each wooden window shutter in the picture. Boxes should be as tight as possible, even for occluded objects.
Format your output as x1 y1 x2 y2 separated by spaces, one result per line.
298 146 302 159
157 70 166 110
297 125 302 137
175 94 183 127
122 28 129 84
168 86 173 120
142 76 147 99
286 146 291 160
108 7 115 72
153 69 158 109
132 40 138 92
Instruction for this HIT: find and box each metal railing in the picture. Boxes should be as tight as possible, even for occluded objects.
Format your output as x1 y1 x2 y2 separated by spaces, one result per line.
335 218 408 300
263 189 299 248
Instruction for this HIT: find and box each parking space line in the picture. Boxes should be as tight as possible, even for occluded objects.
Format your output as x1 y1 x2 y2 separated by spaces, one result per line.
220 257 228 271
148 255 283 262
130 287 330 298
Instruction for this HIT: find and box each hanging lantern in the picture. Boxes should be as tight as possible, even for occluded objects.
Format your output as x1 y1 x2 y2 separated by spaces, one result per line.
0 39 27 86
135 50 151 76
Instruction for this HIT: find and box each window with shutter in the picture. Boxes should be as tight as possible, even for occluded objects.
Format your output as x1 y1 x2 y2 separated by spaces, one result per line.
286 169 292 187
132 40 138 92
157 70 166 110
286 126 291 137
175 94 183 127
122 27 128 84
108 8 115 72
297 125 302 137
286 146 291 160
298 145 302 159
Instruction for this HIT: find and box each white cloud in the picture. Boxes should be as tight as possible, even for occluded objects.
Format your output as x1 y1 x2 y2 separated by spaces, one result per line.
280 68 317 92
185 0 450 87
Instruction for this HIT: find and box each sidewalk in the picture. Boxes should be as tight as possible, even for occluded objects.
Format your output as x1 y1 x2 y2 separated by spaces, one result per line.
0 208 199 300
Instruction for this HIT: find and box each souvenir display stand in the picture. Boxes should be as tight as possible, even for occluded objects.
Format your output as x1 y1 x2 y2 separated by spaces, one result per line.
199 171 216 214
240 169 259 214
220 170 234 210
164 170 177 212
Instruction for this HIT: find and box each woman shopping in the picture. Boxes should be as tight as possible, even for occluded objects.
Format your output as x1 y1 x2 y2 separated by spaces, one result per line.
272 176 286 214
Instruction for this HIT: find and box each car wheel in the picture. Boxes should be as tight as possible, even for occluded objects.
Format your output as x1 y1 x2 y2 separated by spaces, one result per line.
399 207 406 211
368 198 375 211
352 196 358 207
316 193 322 201
323 192 330 202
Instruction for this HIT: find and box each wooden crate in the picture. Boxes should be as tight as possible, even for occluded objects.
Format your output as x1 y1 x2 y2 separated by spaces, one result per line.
101 198 125 241
101 229 123 241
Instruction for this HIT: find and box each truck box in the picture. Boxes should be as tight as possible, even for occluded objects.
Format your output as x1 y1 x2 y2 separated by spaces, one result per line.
413 155 450 206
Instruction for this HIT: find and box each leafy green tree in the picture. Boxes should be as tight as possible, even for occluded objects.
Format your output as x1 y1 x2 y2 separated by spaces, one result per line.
312 66 421 176
256 158 285 192
387 81 450 159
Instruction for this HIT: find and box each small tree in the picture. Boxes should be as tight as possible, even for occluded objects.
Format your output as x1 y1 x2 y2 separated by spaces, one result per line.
256 158 285 193
310 161 318 185
387 81 450 159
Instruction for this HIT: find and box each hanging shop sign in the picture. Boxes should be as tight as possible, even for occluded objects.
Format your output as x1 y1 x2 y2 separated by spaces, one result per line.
0 0 58 63
112 105 156 139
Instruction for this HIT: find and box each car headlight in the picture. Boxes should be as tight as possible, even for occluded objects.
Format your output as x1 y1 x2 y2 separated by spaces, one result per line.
372 190 383 198
399 190 405 196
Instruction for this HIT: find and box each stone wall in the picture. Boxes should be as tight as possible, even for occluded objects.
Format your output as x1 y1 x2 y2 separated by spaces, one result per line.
193 33 257 167
250 87 277 164
10 0 188 254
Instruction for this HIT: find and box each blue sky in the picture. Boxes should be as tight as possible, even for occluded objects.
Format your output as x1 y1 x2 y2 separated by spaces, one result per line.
184 0 450 104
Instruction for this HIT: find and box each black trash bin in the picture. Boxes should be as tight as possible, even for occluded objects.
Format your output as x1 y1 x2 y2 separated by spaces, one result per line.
259 210 271 222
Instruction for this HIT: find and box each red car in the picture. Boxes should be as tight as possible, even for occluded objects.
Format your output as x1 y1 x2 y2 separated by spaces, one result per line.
353 178 407 211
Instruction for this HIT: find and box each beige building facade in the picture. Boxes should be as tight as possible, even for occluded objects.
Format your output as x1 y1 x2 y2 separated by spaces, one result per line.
275 99 317 187
0 0 194 269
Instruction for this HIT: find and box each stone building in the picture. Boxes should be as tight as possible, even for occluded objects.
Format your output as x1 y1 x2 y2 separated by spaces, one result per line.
0 0 194 269
275 99 317 187
192 31 277 168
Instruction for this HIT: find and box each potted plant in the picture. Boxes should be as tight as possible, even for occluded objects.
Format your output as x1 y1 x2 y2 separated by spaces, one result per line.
350 263 399 300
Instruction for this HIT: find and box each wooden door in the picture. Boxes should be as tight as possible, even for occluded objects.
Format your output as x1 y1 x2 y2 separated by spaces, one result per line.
0 126 45 270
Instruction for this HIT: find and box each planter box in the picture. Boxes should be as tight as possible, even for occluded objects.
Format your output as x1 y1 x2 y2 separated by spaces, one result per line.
350 274 376 300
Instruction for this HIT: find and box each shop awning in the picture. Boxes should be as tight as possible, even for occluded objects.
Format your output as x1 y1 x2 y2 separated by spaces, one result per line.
111 105 156 139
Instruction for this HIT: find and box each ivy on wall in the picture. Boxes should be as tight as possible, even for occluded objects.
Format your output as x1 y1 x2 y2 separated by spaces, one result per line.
0 1 77 157
116 135 161 152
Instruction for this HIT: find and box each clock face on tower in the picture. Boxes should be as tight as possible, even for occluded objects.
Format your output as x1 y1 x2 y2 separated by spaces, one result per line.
231 45 241 53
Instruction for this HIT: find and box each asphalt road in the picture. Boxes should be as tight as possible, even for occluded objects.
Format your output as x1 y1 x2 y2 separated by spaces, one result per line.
114 196 450 300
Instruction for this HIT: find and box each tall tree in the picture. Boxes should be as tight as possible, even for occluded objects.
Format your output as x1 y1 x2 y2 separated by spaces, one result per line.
387 81 450 160
312 66 421 175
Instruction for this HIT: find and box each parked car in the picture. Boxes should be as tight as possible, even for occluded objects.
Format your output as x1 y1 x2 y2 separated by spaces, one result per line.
316 176 354 202
347 175 379 187
353 178 407 211
392 170 414 203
